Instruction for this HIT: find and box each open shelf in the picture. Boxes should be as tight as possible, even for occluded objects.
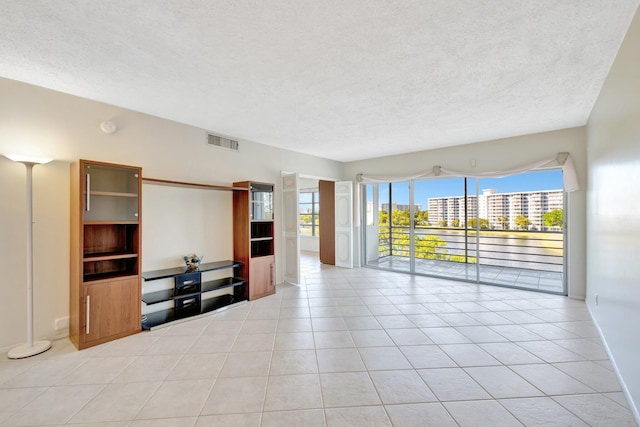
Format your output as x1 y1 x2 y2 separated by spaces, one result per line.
83 258 138 282
251 239 274 257
251 221 274 239
84 223 138 251
142 277 245 304
141 260 244 328
142 294 247 329
142 260 241 281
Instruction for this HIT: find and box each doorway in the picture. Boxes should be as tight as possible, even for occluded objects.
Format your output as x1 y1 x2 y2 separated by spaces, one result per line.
297 177 337 271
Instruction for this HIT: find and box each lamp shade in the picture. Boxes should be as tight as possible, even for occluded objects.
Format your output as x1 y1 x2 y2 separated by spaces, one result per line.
5 154 53 164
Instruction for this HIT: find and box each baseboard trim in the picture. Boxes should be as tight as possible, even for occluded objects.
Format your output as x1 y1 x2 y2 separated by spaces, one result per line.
586 303 640 426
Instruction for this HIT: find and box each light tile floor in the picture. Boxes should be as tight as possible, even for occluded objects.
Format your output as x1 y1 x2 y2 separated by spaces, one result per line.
0 253 636 426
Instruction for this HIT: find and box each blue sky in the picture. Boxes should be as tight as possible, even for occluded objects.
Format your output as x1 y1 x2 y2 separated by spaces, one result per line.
372 169 563 209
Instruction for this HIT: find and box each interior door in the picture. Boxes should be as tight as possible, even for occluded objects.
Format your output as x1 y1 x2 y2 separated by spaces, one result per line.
335 181 353 268
319 180 335 265
282 172 300 284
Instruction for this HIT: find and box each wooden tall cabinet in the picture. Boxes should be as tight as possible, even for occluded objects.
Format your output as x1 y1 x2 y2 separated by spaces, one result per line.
233 182 275 300
70 160 142 349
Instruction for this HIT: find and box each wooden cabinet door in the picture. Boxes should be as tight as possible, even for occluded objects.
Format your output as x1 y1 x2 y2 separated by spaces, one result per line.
249 255 275 300
83 277 140 345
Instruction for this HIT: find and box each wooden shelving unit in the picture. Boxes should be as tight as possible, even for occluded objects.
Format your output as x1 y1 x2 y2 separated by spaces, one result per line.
138 178 251 329
233 181 276 300
70 170 272 341
70 160 142 350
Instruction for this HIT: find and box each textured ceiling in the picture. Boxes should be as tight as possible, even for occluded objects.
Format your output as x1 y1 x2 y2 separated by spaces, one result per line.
1 1 638 162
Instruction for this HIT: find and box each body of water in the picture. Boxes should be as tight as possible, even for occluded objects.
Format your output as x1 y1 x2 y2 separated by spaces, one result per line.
378 227 564 272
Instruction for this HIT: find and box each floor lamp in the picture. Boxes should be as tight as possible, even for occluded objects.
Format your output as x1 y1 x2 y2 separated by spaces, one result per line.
5 154 53 359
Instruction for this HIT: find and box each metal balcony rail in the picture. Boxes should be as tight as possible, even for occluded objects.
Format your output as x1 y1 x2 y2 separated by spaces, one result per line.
377 225 563 272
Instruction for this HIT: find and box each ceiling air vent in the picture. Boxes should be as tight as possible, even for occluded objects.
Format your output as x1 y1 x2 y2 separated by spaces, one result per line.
207 133 239 151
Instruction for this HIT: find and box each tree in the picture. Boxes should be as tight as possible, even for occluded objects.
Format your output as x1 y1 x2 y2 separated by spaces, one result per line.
497 216 509 230
467 218 490 230
414 210 430 226
299 214 312 225
387 228 411 257
515 215 532 230
415 234 448 260
377 227 479 265
438 219 448 227
543 209 563 229
451 218 460 228
392 209 410 226
379 210 389 225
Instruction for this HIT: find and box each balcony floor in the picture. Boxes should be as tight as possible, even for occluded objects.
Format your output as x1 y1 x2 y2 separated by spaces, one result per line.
367 256 565 294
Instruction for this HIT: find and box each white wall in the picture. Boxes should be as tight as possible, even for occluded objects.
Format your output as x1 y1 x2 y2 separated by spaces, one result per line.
586 6 640 419
343 127 588 299
300 236 319 252
0 78 342 350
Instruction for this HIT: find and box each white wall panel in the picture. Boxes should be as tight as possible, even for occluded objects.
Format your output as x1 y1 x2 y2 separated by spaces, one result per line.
335 181 353 268
586 6 640 420
282 172 300 284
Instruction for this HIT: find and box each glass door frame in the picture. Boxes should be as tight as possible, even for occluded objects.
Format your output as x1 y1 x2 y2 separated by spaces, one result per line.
361 178 479 281
360 169 567 295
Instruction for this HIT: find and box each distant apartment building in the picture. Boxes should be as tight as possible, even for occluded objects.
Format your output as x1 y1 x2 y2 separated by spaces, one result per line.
381 203 423 212
428 189 563 230
426 196 477 227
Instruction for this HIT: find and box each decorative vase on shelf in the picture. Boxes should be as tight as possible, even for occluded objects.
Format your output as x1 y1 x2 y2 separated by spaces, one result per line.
184 254 203 271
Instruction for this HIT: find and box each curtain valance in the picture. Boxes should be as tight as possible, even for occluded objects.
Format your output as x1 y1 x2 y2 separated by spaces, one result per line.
356 152 579 192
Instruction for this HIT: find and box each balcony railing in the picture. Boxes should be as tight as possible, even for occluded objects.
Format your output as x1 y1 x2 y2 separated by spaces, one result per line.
377 225 563 272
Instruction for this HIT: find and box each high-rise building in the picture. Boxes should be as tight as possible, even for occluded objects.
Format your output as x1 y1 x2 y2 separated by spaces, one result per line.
428 189 563 230
426 196 477 227
380 203 423 212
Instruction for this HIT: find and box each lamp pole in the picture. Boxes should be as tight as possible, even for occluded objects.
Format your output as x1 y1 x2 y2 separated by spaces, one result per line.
7 157 52 359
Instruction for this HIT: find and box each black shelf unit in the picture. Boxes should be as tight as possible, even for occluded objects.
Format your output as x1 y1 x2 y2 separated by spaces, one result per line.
142 260 242 281
142 295 239 329
142 260 245 329
142 277 244 304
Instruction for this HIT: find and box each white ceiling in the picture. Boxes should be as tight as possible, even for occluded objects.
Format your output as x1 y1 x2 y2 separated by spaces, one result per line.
1 1 638 162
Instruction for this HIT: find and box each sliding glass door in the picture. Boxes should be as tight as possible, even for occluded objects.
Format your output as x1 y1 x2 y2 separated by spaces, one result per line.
362 169 565 294
411 177 478 282
364 178 477 280
368 181 412 273
475 170 565 292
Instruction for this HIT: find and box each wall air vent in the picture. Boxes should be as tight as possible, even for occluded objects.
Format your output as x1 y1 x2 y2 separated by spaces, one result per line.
207 133 239 151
